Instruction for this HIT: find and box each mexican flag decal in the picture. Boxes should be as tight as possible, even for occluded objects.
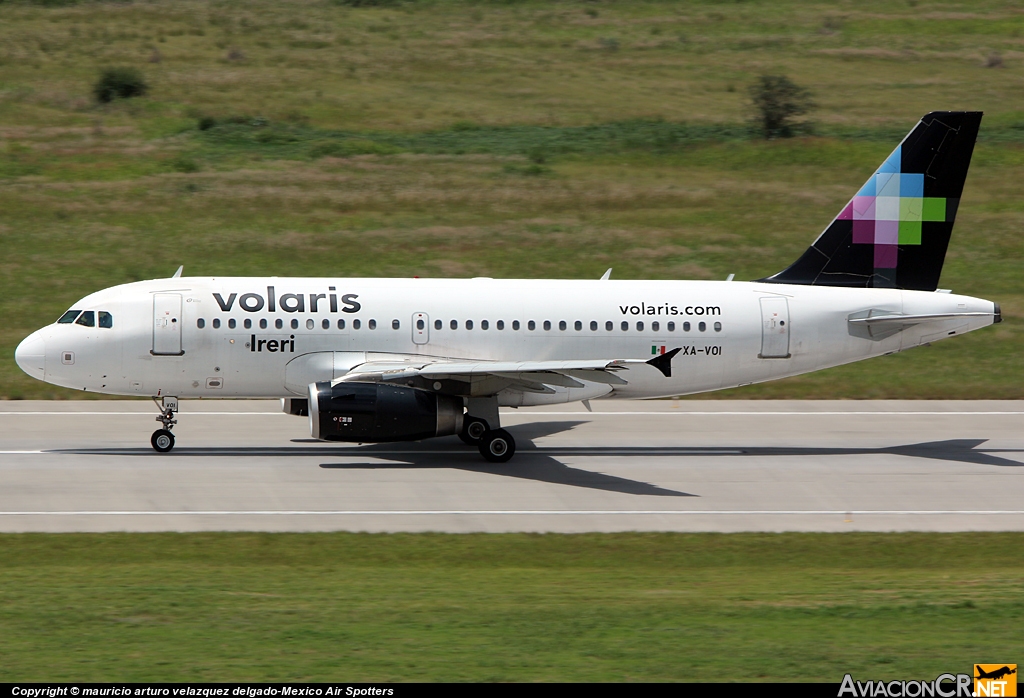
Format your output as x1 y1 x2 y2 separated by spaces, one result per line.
651 345 666 355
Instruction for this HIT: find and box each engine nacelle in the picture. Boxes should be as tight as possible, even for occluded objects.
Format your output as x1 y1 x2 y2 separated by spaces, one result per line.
308 381 463 443
281 398 308 416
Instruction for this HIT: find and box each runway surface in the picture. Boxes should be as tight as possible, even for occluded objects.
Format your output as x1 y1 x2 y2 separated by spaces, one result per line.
0 399 1022 533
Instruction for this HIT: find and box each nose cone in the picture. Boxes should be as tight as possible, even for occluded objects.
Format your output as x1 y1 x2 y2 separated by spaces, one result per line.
15 331 46 380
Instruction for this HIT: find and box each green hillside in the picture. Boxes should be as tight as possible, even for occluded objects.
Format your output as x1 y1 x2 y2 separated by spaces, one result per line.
2 0 1022 398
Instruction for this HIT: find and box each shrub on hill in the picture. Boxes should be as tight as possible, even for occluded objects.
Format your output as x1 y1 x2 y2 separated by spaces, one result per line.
93 67 148 104
748 75 814 139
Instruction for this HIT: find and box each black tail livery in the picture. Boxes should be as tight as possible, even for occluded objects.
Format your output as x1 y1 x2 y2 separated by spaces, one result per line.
762 111 982 291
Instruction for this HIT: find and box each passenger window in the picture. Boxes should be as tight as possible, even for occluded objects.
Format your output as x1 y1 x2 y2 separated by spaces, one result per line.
229 318 237 329
99 311 113 328
244 319 252 329
466 320 474 330
337 319 346 330
621 321 628 331
497 320 504 330
353 319 361 330
291 319 299 330
512 320 520 330
417 319 425 330
213 318 221 329
322 319 330 330
683 321 691 331
275 319 283 330
451 320 458 330
307 319 315 330
393 319 400 330
668 321 675 331
76 311 95 327
637 321 644 331
575 321 583 331
481 320 488 330
58 310 81 324
699 321 706 332
558 321 566 331
528 320 535 331
543 321 551 331
260 319 267 329
197 318 205 329
369 319 376 329
590 321 597 331
606 321 613 331
434 319 442 330
714 322 722 332
652 321 659 332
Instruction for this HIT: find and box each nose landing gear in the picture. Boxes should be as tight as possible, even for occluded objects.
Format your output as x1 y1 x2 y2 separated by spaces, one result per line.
151 396 178 453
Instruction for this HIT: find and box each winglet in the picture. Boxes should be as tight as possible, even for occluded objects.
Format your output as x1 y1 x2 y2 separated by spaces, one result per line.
172 265 184 278
646 347 681 378
600 268 612 280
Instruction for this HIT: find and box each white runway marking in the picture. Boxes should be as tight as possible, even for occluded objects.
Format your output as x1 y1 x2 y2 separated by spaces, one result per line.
2 411 1024 416
1 510 1022 516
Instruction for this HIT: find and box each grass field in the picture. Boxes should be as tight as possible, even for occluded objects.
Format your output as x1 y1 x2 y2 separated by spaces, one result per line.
0 532 1021 682
2 0 1024 398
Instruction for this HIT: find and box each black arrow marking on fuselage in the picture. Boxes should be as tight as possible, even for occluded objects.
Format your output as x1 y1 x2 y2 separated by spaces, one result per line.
646 347 682 378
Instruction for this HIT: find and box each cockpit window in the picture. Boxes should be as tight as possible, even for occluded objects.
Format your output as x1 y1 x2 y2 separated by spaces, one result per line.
58 310 81 324
75 310 95 327
98 311 113 328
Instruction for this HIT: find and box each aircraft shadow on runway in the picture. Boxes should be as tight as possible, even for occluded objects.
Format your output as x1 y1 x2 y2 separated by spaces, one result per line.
53 418 1024 498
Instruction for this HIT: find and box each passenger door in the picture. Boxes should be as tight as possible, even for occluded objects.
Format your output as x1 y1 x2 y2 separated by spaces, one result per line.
759 296 790 359
152 293 183 355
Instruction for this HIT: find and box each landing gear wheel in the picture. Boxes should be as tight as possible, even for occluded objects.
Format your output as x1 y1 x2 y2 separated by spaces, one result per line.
459 417 489 446
478 429 515 463
151 429 175 453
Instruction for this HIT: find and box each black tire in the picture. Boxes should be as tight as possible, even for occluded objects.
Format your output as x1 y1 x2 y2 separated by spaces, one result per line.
478 429 515 463
151 429 175 453
459 417 489 446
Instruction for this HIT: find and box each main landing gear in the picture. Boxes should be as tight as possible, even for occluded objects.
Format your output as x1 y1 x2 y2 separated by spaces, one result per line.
151 396 178 453
459 400 516 463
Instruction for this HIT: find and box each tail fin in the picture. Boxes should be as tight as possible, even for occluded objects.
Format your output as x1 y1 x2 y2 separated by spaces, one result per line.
761 111 982 291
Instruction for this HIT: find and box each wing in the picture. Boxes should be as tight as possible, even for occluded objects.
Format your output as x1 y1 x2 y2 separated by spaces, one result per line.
335 357 645 397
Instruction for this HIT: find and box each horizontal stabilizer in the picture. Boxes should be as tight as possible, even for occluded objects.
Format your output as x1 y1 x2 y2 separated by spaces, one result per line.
847 311 994 326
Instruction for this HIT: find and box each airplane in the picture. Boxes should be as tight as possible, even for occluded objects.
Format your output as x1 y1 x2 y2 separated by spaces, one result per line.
975 667 1016 681
14 111 1000 463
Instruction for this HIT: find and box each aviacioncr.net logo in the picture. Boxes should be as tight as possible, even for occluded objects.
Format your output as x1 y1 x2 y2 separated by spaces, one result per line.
839 674 973 698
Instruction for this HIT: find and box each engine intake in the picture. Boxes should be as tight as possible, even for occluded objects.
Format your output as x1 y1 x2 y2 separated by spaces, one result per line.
308 381 463 442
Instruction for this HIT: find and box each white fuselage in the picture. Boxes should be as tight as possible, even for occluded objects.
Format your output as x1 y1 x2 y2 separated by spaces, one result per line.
15 277 997 404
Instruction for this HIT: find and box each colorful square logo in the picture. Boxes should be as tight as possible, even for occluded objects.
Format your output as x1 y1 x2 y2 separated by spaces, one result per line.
839 146 948 269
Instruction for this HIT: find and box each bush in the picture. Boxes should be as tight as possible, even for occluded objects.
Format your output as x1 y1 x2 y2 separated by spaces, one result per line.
197 116 217 131
93 67 148 103
748 75 814 139
170 155 200 173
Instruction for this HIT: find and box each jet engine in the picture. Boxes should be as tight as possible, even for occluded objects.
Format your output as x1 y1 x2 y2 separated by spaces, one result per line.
308 381 463 442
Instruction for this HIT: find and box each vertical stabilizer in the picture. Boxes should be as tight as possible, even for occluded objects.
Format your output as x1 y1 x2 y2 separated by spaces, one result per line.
761 111 982 291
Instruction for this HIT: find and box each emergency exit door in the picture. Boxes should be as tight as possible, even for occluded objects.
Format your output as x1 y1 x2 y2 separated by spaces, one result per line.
759 296 790 359
412 312 429 345
153 293 183 355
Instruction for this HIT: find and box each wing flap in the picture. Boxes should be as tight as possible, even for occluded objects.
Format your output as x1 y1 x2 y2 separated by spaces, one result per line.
336 357 636 396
